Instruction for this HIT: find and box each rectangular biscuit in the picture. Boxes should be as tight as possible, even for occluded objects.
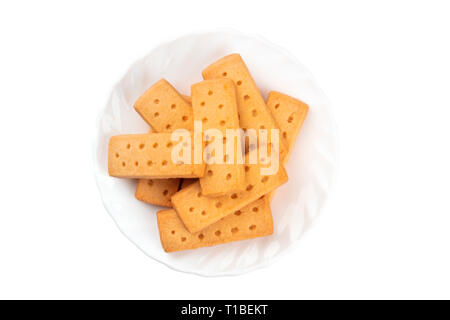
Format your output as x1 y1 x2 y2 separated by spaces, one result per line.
135 178 180 207
202 54 287 158
157 197 273 252
266 91 309 162
135 95 191 207
137 127 181 208
108 133 205 179
134 79 194 132
191 79 245 196
171 150 288 233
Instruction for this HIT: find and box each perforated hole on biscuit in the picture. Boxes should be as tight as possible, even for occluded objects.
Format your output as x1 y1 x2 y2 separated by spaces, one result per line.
163 190 169 196
245 165 250 172
234 210 241 216
126 144 131 149
261 176 269 183
189 207 194 212
201 210 206 216
249 225 256 231
201 101 205 106
202 117 208 124
139 143 145 150
218 104 224 109
154 99 160 104
288 114 294 123
154 112 159 118
122 162 126 167
252 109 257 117
215 201 222 208
237 80 242 86
231 227 238 234
198 234 204 240
246 185 253 191
252 207 259 212
147 180 153 186
215 230 221 236
166 124 172 130
283 131 287 139
162 160 168 166
171 230 175 235
220 120 226 126
135 161 139 166
222 72 227 77
275 103 280 109
207 170 213 176
244 95 250 100
171 104 176 109
182 115 189 122
208 90 213 96
153 142 158 148
226 173 232 180
197 192 202 197
181 237 187 242
166 142 173 148
115 153 119 158
230 193 238 199
147 160 153 166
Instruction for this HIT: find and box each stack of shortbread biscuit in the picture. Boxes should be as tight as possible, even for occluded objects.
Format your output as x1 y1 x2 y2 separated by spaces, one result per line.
108 54 308 252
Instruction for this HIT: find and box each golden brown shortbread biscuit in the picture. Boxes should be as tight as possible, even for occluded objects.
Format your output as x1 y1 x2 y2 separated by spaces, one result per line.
191 79 245 196
135 178 180 207
266 91 309 201
266 91 309 162
171 150 288 233
135 94 191 207
136 130 182 208
108 133 205 179
157 197 273 252
202 54 287 158
134 79 193 132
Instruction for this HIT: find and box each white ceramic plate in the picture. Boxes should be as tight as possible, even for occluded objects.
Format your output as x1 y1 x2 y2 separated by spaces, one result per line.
94 31 338 276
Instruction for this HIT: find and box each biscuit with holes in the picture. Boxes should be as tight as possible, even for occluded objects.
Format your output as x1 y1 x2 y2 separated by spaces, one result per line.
202 54 287 158
135 178 180 207
266 91 309 162
157 197 272 252
191 79 245 196
266 91 309 201
137 127 181 207
134 79 193 132
171 149 288 233
135 95 191 207
108 133 205 179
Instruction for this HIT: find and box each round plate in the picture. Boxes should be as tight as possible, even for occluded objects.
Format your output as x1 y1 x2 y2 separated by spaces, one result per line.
94 31 338 276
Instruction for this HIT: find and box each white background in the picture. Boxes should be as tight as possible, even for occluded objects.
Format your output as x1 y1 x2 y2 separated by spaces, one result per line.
0 1 449 299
